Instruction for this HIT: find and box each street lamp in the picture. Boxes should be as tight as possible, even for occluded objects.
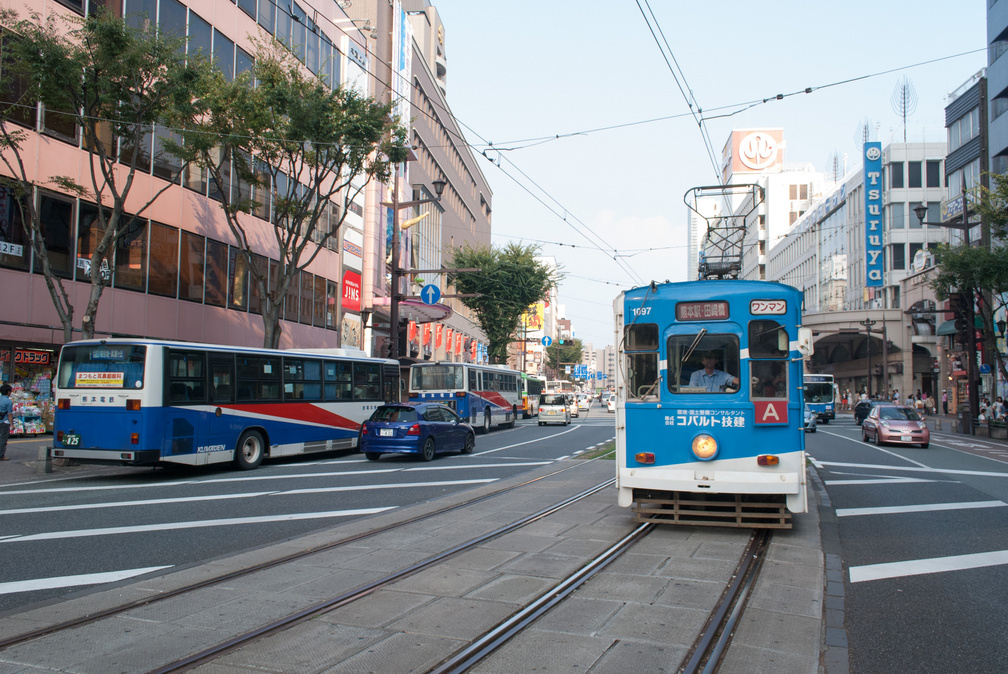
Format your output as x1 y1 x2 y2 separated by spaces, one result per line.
860 318 877 398
382 172 446 360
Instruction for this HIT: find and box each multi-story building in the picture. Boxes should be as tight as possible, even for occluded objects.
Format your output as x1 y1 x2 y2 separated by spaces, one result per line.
988 1 1008 175
767 141 949 400
0 0 492 399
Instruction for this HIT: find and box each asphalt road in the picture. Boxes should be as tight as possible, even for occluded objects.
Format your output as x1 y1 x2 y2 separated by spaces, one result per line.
809 416 1008 673
0 407 617 616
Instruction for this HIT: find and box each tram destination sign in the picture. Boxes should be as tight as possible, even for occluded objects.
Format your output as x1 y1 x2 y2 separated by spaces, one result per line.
676 301 729 321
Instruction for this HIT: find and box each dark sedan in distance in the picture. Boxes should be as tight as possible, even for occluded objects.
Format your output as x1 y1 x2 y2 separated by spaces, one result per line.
360 403 475 461
853 399 878 425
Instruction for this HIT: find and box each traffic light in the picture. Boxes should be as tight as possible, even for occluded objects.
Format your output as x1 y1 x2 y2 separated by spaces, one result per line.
948 292 965 317
956 316 971 345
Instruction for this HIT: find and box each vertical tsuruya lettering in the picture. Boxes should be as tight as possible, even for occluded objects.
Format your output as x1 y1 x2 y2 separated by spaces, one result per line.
863 145 884 287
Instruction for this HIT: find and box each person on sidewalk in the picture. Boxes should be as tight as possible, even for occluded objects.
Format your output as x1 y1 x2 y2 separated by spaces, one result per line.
0 384 12 461
942 390 949 415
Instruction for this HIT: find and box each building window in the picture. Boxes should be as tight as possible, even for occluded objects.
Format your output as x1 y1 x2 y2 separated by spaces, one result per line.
890 162 904 188
313 274 325 327
299 270 313 324
0 189 28 271
148 222 179 297
889 243 905 270
908 161 922 188
213 29 235 82
926 160 942 188
248 253 267 315
179 231 205 302
229 247 248 310
993 96 1008 123
888 202 904 229
37 193 74 279
789 184 797 199
114 216 148 291
204 239 228 307
909 202 923 228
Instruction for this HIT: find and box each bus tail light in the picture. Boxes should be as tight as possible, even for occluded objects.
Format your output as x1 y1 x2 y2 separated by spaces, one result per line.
407 424 421 436
130 433 139 445
56 431 64 442
53 450 64 457
126 399 141 411
57 398 70 410
635 452 655 464
757 455 779 466
692 434 718 460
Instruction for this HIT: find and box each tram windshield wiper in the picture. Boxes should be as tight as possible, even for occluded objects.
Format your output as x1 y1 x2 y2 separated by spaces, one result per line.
681 328 707 365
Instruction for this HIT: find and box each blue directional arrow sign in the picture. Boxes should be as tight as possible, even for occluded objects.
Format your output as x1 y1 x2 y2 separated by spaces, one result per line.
420 284 441 305
542 336 553 347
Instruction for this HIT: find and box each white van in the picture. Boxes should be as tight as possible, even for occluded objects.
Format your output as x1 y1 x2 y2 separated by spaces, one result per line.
538 393 571 426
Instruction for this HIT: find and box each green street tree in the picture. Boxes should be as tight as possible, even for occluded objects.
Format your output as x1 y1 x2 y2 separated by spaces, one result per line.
0 9 210 342
545 338 585 380
448 242 558 363
931 171 1008 390
175 38 408 348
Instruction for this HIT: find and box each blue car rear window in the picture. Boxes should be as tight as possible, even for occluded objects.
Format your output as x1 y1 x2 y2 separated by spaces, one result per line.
372 407 418 423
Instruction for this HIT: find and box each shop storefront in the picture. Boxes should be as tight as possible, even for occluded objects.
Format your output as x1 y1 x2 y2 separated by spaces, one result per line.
0 343 56 435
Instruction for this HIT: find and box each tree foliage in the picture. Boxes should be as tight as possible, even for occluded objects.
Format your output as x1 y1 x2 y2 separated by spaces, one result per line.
175 38 408 348
931 171 1008 390
448 242 558 363
0 9 209 341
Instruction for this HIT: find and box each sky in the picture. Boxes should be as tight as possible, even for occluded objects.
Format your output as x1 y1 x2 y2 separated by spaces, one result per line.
428 1 987 349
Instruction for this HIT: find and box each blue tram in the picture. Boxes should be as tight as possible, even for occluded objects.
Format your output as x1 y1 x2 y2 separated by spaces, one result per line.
613 280 813 528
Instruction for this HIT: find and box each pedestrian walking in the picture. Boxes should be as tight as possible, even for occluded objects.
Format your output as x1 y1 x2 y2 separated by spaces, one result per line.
942 390 948 415
0 384 12 462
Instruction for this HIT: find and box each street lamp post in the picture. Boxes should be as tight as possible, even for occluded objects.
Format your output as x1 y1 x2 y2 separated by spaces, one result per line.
860 318 877 399
382 167 446 361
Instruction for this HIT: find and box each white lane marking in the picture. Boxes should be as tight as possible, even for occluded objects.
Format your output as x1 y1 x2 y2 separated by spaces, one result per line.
0 491 279 516
403 462 551 472
849 550 1008 583
556 455 571 461
817 461 1008 479
0 463 536 497
473 426 581 456
819 430 931 468
837 500 1006 517
1 507 395 544
0 566 173 595
825 477 945 486
0 480 497 517
282 478 497 495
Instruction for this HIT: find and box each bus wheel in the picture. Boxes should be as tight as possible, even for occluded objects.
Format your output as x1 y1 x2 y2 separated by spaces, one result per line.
461 432 474 454
235 430 265 470
482 410 492 434
422 437 436 461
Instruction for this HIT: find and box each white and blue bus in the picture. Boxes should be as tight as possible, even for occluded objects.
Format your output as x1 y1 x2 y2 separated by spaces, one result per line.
52 339 399 470
803 373 836 423
614 280 813 528
408 362 520 433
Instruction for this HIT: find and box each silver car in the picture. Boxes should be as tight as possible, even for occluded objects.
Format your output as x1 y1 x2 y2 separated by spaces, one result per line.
538 393 571 426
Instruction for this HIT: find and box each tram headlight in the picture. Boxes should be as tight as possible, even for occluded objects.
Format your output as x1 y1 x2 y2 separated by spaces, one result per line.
692 434 718 461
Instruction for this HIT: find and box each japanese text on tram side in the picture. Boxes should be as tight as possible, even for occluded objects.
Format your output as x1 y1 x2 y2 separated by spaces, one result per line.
665 411 746 428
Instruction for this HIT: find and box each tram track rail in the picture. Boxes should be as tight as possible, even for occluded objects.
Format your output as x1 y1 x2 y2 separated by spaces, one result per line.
150 477 617 673
0 456 611 653
680 529 772 674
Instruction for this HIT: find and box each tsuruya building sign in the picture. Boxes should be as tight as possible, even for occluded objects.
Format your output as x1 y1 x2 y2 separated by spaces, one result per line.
863 143 883 287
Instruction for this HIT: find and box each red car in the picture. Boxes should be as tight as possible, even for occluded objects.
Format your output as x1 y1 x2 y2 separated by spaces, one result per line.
861 404 930 448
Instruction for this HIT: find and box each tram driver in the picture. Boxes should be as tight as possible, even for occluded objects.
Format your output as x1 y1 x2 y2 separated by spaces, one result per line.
689 352 739 392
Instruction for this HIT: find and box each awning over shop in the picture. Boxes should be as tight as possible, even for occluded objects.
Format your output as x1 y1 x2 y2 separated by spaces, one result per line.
936 319 957 336
370 296 452 323
936 316 984 336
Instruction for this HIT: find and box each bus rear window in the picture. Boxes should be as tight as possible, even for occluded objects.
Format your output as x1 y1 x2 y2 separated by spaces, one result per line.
57 345 147 389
